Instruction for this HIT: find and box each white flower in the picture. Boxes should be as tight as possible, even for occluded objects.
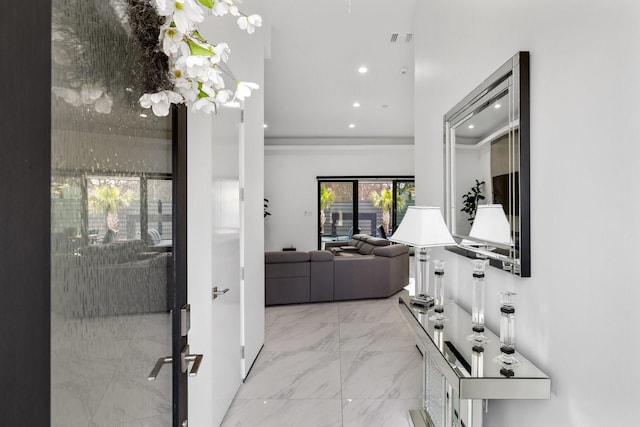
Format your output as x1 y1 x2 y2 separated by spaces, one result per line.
237 14 262 34
235 81 259 100
80 84 103 105
140 90 184 117
216 89 233 104
138 0 260 116
93 93 113 114
192 98 217 113
52 87 82 106
212 1 230 16
212 43 230 63
200 83 217 98
161 26 187 57
212 0 238 16
175 55 208 79
155 0 205 33
174 78 199 103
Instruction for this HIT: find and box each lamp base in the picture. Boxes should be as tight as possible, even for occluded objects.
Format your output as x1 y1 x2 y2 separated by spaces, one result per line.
410 294 434 308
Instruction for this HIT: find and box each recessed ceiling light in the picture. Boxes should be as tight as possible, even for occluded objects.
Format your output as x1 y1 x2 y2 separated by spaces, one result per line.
349 124 355 128
358 66 368 74
468 124 474 129
494 103 501 109
353 102 360 108
139 113 147 118
263 124 268 128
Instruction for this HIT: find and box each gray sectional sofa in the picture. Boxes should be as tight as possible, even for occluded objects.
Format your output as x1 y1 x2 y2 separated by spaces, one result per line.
52 240 171 318
265 234 409 305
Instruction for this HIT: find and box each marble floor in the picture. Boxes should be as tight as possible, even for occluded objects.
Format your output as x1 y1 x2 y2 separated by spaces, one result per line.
51 311 173 427
220 291 423 427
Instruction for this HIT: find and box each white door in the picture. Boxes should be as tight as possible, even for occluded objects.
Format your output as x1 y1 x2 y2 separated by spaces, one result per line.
211 106 243 424
187 106 243 426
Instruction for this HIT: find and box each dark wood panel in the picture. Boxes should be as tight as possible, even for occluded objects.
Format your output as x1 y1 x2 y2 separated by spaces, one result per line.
0 1 52 424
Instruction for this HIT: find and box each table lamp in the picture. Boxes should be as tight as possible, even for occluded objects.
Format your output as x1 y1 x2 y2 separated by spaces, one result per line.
461 204 511 248
390 206 455 307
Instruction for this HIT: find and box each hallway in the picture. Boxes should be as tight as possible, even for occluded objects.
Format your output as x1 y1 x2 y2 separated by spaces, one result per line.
221 294 422 426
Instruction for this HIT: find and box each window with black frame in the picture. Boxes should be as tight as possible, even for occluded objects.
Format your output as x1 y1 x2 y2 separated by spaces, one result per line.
317 177 414 249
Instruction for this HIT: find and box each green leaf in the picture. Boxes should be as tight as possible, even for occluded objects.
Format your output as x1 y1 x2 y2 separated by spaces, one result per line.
198 0 214 9
191 30 207 43
187 39 214 56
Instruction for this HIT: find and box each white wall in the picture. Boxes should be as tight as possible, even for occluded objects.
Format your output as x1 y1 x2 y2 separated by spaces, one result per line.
415 0 640 425
264 144 415 251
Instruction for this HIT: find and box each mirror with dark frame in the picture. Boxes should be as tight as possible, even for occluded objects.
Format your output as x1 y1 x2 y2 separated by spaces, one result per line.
444 52 530 276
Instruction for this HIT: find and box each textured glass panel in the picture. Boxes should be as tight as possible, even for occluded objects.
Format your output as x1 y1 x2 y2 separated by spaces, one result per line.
51 0 173 425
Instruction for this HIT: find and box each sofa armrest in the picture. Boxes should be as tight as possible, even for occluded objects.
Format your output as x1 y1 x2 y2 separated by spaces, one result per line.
373 244 408 257
309 250 334 261
323 241 344 250
265 251 310 263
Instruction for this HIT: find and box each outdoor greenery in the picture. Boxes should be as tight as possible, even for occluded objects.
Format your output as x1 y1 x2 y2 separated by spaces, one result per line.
88 184 134 233
319 184 336 233
370 187 405 233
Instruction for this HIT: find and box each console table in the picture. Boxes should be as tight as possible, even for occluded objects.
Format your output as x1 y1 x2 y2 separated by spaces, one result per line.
398 294 550 427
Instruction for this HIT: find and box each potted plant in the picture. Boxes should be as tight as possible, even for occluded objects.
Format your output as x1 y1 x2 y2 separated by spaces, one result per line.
461 180 485 224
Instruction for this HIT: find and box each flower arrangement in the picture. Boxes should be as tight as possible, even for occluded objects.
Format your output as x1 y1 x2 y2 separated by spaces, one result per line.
139 0 262 116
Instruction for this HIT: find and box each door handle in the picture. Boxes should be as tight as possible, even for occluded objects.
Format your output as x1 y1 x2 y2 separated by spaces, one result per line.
181 344 204 377
148 356 172 381
183 353 204 377
148 346 204 380
212 286 229 300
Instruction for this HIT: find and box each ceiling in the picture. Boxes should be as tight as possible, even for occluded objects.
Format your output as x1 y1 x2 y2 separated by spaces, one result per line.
261 0 416 143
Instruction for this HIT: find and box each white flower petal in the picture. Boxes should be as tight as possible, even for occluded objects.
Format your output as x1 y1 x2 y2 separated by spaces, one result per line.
94 94 113 114
192 98 217 113
237 16 248 30
152 99 171 117
154 0 175 16
212 2 229 16
216 89 232 103
139 93 153 109
173 13 190 33
166 90 185 104
248 14 262 26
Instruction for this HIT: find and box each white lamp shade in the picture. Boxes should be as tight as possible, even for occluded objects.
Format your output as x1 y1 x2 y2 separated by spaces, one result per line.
389 206 455 247
465 204 511 246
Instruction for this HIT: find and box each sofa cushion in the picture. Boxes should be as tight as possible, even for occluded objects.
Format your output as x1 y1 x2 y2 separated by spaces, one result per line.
358 242 376 255
365 237 390 247
373 244 408 257
265 251 310 263
309 250 334 261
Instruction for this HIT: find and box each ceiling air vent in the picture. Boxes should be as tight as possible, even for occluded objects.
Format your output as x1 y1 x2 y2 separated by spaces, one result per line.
390 33 414 43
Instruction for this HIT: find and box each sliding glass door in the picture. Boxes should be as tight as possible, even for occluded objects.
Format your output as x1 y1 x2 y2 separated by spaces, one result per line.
317 177 414 248
319 181 356 247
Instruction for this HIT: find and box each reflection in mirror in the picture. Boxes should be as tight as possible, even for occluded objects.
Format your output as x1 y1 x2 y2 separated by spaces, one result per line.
444 52 530 276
